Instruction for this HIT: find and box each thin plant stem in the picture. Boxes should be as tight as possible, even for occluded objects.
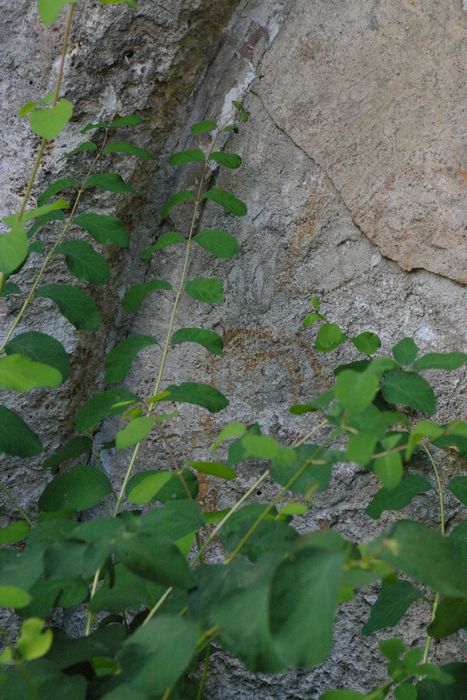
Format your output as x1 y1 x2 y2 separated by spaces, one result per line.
196 644 211 700
161 685 175 700
142 586 173 627
0 481 33 525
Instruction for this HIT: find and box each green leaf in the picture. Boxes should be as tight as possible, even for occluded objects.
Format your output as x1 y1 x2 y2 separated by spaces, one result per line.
416 663 467 700
140 231 184 260
186 460 236 480
0 585 31 608
170 327 223 356
122 279 172 312
0 521 30 545
37 0 69 26
29 99 73 139
211 422 247 451
191 119 217 135
0 355 62 391
0 406 43 457
103 141 153 159
108 114 143 128
74 213 129 247
347 430 379 466
169 149 205 166
86 172 138 195
119 615 198 694
449 521 467 562
320 692 365 700
375 451 403 489
56 240 110 285
163 382 228 413
428 597 467 638
185 277 224 303
303 312 323 328
202 188 247 216
270 444 334 495
5 331 70 380
393 338 419 365
75 389 141 432
395 685 417 700
0 224 29 274
405 420 444 459
36 284 100 330
39 466 112 512
43 436 92 473
363 578 423 635
126 471 172 504
17 618 53 661
1 282 21 296
65 141 98 156
117 533 193 589
37 178 77 206
161 190 196 219
432 420 467 455
3 200 69 227
270 546 344 667
116 416 155 449
335 370 379 413
447 476 467 505
105 335 158 383
209 152 242 169
194 229 239 259
315 323 346 352
352 331 381 355
366 475 432 519
412 352 467 371
381 369 436 415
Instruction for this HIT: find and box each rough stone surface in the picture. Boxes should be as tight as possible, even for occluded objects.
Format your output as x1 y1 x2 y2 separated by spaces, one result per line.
0 0 466 697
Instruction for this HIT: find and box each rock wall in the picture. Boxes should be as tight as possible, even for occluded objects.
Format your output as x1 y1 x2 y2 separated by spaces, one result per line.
1 0 466 697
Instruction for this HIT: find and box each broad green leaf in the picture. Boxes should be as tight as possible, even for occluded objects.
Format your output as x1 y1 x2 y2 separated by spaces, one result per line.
211 422 247 451
209 152 242 169
116 416 155 449
37 178 77 206
75 388 141 432
185 277 224 303
392 338 419 365
122 279 172 312
0 406 43 456
413 352 467 371
363 579 422 635
103 141 153 159
352 331 381 355
0 585 32 608
38 466 112 512
86 172 138 195
119 615 198 694
347 430 379 466
270 546 344 667
3 200 68 228
36 284 100 330
270 444 335 495
368 357 399 375
194 229 239 258
202 188 247 216
449 521 467 562
140 231 184 260
109 114 143 128
161 191 196 219
0 224 28 274
241 434 295 466
366 475 432 519
0 355 62 391
126 470 172 504
1 282 20 296
321 692 365 700
428 597 467 638
17 618 53 660
65 141 98 156
105 335 158 383
29 99 73 139
186 460 236 480
169 149 205 166
170 327 223 356
0 521 30 545
117 533 193 589
432 420 467 455
447 476 467 505
405 420 444 459
74 213 129 247
374 451 403 489
191 119 217 134
335 370 379 413
26 210 64 240
379 637 406 661
395 685 417 700
416 663 467 700
43 436 92 473
315 323 346 352
372 520 467 597
56 240 110 285
381 369 436 415
163 382 228 413
5 331 70 380
37 0 69 26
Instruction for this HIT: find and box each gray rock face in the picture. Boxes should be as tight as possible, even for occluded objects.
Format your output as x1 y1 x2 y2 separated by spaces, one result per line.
0 0 465 697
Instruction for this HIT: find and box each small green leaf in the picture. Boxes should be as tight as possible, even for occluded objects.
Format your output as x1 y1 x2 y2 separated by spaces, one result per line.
380 637 406 661
56 240 111 285
315 323 346 352
447 476 467 505
36 284 100 330
169 149 205 166
209 152 242 169
116 416 155 449
279 504 308 516
171 327 223 356
202 188 247 216
163 382 228 413
0 355 62 392
428 597 467 638
395 684 417 700
86 172 138 195
161 191 196 219
109 114 144 128
0 406 43 457
352 332 381 355
140 231 185 260
186 460 236 480
29 99 73 139
3 199 69 227
366 475 432 519
74 213 129 247
1 282 20 296
303 312 322 328
65 141 98 156
185 277 224 303
75 388 141 432
363 579 423 635
335 370 379 413
0 521 30 545
191 119 217 134
392 338 419 365
126 471 173 504
37 0 69 25
37 178 77 206
123 279 172 312
103 141 153 159
17 618 53 661
194 229 239 259
0 224 29 274
39 466 112 512
320 692 365 700
211 422 247 451
375 451 403 489
382 369 436 415
105 335 158 383
412 352 467 371
5 331 70 380
43 436 92 473
0 585 32 609
405 420 444 459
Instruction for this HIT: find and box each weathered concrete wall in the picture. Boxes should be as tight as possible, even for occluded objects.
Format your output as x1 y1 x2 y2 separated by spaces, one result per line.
1 0 466 697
